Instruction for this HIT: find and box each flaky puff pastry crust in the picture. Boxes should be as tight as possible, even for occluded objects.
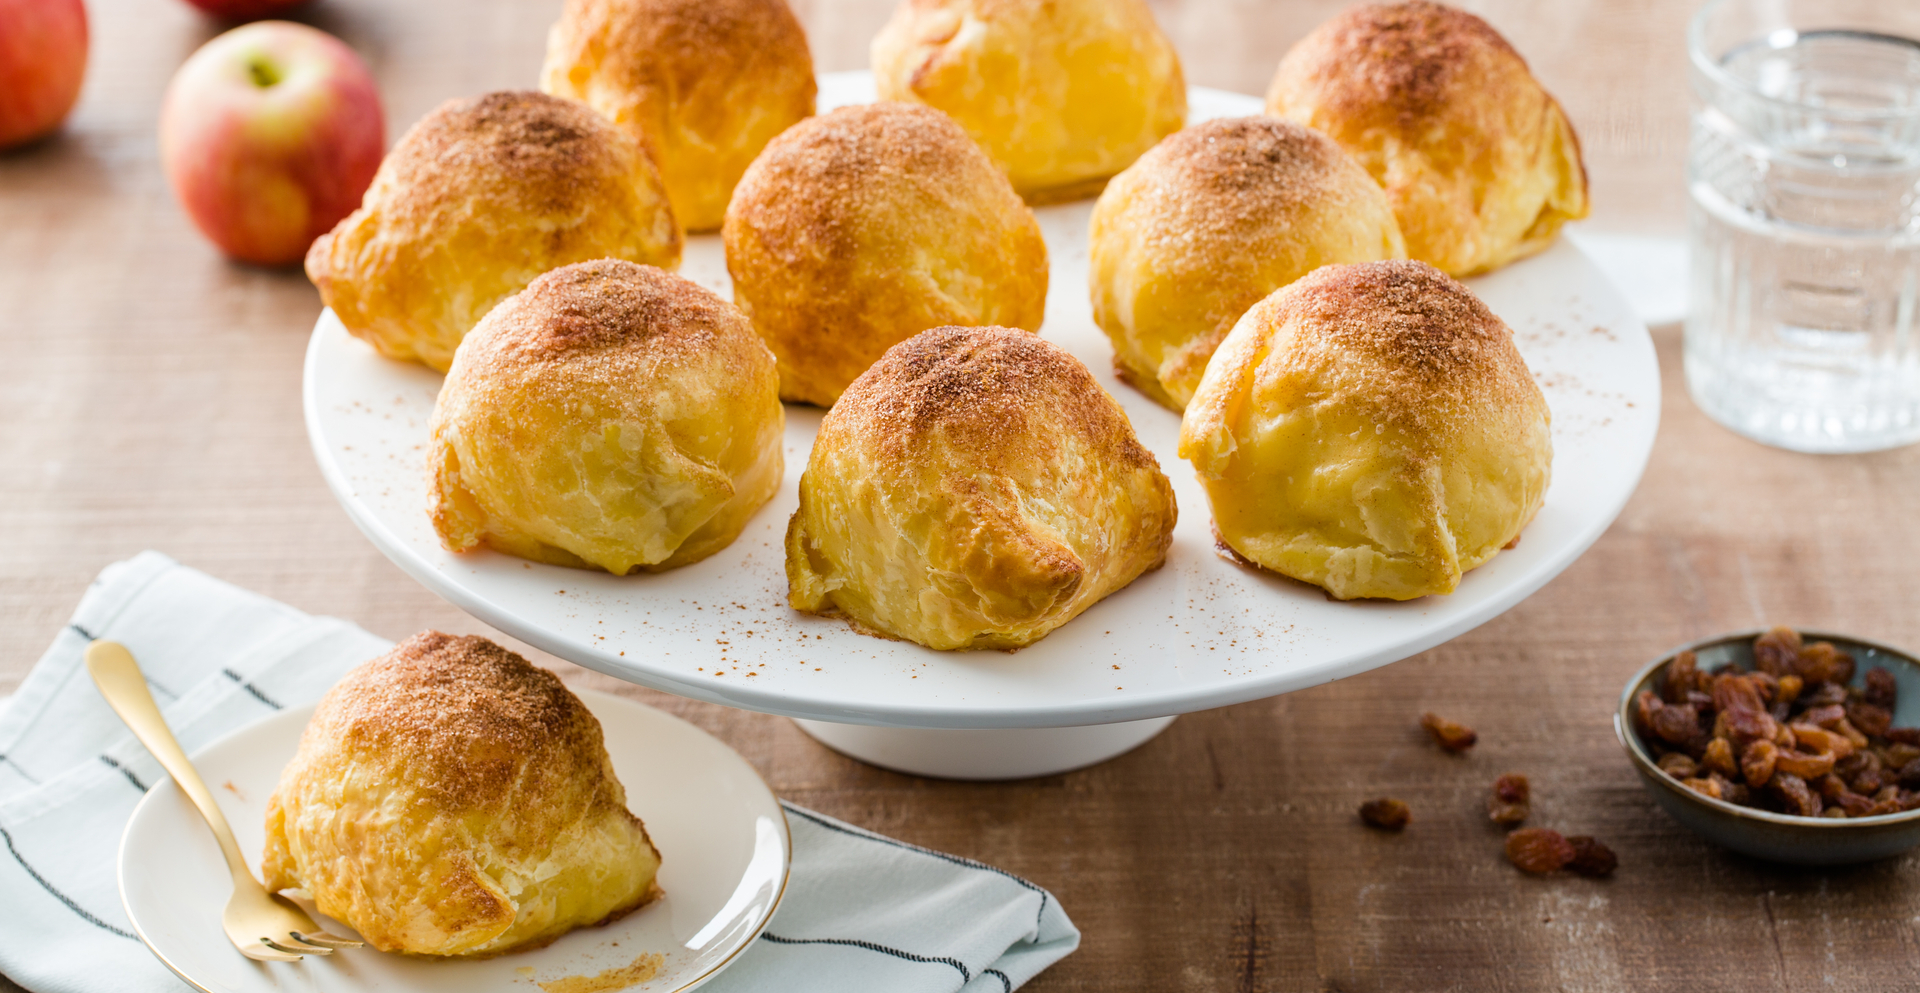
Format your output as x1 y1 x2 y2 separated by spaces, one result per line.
1089 117 1405 414
723 103 1047 407
872 0 1186 204
263 632 662 957
787 326 1176 650
541 0 816 233
1178 261 1550 601
429 259 782 575
1265 1 1587 277
308 91 682 373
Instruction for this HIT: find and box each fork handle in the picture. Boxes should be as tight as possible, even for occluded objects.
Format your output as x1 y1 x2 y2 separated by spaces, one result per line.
85 640 255 886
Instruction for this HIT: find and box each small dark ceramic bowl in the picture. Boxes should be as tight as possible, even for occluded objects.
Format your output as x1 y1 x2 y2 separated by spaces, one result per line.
1616 629 1920 865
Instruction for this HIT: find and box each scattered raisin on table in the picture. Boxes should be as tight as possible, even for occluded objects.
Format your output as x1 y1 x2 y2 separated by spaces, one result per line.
1505 828 1576 873
1421 712 1477 753
1639 628 1920 819
1488 773 1531 826
1565 836 1618 877
1359 798 1411 830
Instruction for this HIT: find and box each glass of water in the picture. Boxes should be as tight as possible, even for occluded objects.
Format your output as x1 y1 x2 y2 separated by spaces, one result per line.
1687 0 1920 453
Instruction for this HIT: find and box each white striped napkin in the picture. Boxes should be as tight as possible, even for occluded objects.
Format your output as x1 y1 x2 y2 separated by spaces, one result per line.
0 552 1078 993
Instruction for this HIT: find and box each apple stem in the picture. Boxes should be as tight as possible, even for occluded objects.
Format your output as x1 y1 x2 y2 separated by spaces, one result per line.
247 59 281 89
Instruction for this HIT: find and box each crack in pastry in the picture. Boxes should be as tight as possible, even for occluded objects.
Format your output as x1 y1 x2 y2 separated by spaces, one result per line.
787 325 1176 650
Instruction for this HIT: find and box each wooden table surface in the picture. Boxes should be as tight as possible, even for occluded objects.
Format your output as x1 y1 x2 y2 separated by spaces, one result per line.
6 0 1916 990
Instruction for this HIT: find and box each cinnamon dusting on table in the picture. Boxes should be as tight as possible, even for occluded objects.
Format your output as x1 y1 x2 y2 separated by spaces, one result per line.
535 952 664 993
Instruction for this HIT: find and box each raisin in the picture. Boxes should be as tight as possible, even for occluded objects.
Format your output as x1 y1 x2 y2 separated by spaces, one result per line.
1899 758 1920 789
1847 702 1893 739
1775 674 1804 704
1835 792 1875 817
1658 752 1699 778
1740 739 1778 787
1865 667 1898 709
1836 750 1879 777
1703 737 1739 778
1770 772 1822 817
1799 641 1847 683
1753 627 1802 676
1885 728 1920 747
1885 743 1920 768
1851 768 1886 796
1869 798 1905 817
1724 706 1778 747
1420 713 1477 753
1505 828 1575 874
1804 704 1847 728
1712 672 1766 715
1565 836 1618 877
1775 748 1836 779
1813 773 1848 800
1833 717 1871 750
1789 724 1855 760
1806 682 1848 708
1358 798 1411 830
1662 652 1698 704
1750 670 1780 703
1488 773 1530 826
1633 691 1662 737
1652 704 1702 746
1682 776 1723 800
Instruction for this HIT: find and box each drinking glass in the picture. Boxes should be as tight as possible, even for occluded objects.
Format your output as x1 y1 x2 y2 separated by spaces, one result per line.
1687 0 1920 453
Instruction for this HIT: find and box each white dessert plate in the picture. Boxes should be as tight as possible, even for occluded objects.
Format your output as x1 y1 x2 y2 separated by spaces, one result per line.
302 72 1660 731
118 690 789 993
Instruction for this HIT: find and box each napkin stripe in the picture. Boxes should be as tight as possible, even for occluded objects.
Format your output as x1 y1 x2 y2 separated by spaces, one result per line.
784 806 1050 930
220 669 283 710
96 755 147 792
758 933 969 981
67 623 177 701
983 968 1012 992
0 824 136 940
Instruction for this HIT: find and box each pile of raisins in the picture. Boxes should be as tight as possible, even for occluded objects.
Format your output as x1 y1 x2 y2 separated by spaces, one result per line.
1634 627 1920 819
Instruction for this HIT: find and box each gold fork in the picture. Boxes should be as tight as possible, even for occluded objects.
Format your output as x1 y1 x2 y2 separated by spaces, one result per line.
86 640 363 961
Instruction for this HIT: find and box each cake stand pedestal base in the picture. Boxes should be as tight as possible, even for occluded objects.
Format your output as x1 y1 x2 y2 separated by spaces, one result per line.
792 715 1177 780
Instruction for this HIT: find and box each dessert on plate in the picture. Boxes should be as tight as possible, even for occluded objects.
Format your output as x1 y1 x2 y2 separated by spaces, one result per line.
263 631 662 957
1265 0 1587 277
787 325 1176 650
871 0 1186 204
1089 116 1406 413
1178 260 1551 601
429 259 782 575
308 91 682 372
541 0 816 232
723 102 1047 407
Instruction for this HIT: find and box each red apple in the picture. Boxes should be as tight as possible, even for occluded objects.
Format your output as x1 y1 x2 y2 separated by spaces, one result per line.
159 21 384 266
180 0 310 21
0 0 88 149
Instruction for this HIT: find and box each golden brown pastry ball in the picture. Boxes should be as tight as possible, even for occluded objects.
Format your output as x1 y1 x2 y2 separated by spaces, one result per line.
308 91 682 373
1265 0 1587 277
872 0 1186 204
541 0 816 233
429 259 782 575
787 325 1176 650
1089 116 1406 413
1178 260 1550 601
723 102 1047 407
263 632 661 957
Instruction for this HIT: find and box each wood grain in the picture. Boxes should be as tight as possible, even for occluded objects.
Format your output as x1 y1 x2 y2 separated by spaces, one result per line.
1 0 1913 990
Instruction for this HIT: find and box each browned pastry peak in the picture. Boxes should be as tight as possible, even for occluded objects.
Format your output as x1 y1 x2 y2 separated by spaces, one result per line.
836 324 1160 473
1262 259 1535 434
548 0 809 94
1303 0 1523 126
303 630 615 812
467 258 733 360
1151 116 1352 197
366 91 639 217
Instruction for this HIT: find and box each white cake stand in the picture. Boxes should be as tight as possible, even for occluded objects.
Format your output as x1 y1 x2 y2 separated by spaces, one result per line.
300 75 1660 779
